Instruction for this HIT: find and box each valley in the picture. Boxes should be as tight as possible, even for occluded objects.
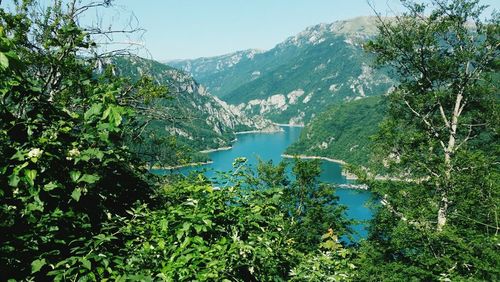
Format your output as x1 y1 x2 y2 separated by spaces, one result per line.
110 55 280 166
3 0 497 280
155 126 374 241
159 17 393 168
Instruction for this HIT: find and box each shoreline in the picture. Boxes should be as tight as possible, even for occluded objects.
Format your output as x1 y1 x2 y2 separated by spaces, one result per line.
273 123 305 127
281 154 395 181
152 161 213 170
235 127 284 135
281 154 347 165
337 183 369 190
200 146 232 153
281 154 360 180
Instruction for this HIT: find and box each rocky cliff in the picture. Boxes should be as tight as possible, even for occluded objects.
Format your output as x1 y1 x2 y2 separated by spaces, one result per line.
170 17 393 125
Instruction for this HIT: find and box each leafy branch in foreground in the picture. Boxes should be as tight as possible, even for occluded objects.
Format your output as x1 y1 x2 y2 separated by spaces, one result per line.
356 0 499 280
1 1 355 280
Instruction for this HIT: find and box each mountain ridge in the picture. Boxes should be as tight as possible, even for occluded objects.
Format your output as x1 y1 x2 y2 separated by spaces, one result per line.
168 16 393 125
110 55 278 165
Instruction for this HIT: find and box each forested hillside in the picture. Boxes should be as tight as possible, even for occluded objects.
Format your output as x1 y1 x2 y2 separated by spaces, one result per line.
109 56 277 166
286 96 386 166
173 17 393 125
1 0 498 281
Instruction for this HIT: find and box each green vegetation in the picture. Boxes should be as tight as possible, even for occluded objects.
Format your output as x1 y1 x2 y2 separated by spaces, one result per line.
168 49 266 98
1 0 498 281
0 1 354 280
226 36 390 124
80 158 355 280
354 0 500 280
286 96 386 166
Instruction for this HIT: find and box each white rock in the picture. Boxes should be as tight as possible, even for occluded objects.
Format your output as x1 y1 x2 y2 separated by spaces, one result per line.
329 84 339 92
287 89 305 105
319 142 328 149
303 92 314 104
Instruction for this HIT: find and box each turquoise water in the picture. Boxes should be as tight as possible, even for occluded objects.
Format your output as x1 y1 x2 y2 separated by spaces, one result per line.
159 126 373 240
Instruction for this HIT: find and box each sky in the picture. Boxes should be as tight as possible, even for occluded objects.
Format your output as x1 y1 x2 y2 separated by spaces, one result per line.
3 0 500 61
103 0 411 61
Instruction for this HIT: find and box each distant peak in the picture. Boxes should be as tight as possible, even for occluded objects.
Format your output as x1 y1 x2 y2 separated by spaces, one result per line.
307 16 382 36
280 16 383 48
166 48 264 63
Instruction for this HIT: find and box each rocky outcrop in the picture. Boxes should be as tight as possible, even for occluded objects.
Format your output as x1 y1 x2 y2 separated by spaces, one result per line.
168 17 393 126
111 56 278 151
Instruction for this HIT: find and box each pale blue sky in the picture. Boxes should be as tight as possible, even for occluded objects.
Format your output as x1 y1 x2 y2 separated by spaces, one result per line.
107 0 410 60
2 0 499 60
103 0 500 61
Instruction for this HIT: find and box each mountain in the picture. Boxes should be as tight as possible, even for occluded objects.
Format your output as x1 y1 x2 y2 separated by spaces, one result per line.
285 96 387 166
111 56 278 165
168 49 264 96
170 17 393 125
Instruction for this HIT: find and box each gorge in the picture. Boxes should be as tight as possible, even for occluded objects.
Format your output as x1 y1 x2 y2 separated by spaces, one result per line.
3 0 497 279
155 126 374 240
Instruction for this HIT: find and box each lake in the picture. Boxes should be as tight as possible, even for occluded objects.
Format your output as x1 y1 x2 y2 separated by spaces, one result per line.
159 126 373 240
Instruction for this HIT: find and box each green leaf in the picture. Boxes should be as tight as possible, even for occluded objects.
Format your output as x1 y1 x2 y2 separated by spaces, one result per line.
31 258 46 273
81 258 91 270
71 188 82 202
99 131 109 142
102 107 110 119
11 150 25 161
84 103 102 120
79 174 100 184
0 52 9 69
160 219 168 231
82 148 104 161
43 182 59 191
110 107 122 127
8 174 20 187
104 106 123 127
321 240 339 250
70 171 81 182
24 169 37 187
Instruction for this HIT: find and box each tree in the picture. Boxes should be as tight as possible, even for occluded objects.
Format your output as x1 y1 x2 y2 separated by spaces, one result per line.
0 2 356 280
356 0 499 280
284 159 351 251
0 0 164 279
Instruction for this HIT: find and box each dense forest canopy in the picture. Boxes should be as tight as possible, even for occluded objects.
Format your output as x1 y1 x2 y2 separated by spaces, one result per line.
0 0 498 281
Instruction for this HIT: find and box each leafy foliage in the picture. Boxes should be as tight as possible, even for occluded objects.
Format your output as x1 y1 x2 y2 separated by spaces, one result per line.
284 159 352 251
355 0 500 280
71 158 354 281
0 2 157 278
0 1 355 280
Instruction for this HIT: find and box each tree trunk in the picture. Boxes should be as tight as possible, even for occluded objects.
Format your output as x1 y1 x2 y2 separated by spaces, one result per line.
437 195 448 232
437 92 463 231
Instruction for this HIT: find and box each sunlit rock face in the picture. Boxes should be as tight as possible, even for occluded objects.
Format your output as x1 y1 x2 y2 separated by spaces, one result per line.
110 56 278 151
169 17 393 126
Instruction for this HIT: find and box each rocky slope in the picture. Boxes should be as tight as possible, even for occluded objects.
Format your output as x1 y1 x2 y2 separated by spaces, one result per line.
111 56 278 164
168 49 264 96
170 17 393 125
